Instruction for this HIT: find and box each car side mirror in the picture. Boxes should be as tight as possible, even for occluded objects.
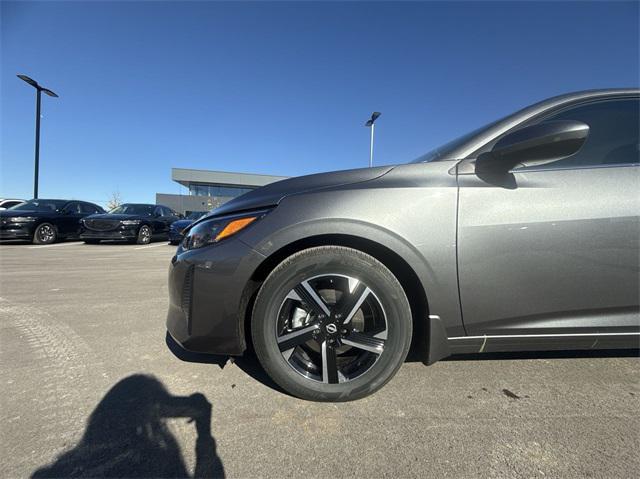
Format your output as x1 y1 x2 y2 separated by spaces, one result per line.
475 120 589 175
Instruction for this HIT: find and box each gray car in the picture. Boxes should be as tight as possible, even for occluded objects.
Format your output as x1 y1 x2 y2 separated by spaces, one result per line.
167 89 639 401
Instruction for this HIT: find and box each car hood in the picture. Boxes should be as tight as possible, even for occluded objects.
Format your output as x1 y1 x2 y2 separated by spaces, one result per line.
208 165 396 218
171 219 193 229
84 213 150 221
0 209 54 218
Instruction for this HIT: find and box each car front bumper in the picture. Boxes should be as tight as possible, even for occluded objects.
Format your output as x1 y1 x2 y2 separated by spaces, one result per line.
0 224 34 240
168 230 184 242
80 228 137 240
166 238 265 356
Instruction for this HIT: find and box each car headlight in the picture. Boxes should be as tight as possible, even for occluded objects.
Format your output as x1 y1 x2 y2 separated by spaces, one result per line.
182 209 270 250
121 220 141 226
9 217 37 223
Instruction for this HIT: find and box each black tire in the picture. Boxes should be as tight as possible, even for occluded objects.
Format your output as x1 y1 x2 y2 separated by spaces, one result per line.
136 225 152 245
33 223 57 245
84 239 101 245
251 246 412 402
169 240 180 246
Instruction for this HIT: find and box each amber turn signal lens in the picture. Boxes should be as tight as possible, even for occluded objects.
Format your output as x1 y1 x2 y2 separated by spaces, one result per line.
214 216 257 242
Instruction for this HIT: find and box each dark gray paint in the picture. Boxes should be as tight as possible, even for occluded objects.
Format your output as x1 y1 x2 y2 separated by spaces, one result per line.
168 89 640 359
458 164 639 335
240 161 464 336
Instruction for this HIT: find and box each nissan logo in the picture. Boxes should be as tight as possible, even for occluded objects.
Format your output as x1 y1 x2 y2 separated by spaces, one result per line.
325 324 338 334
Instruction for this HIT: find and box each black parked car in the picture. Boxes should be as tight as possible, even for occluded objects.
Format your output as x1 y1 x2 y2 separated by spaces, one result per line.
81 203 180 244
168 211 208 245
0 199 105 244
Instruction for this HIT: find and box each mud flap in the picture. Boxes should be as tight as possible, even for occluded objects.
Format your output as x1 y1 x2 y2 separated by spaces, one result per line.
423 315 451 365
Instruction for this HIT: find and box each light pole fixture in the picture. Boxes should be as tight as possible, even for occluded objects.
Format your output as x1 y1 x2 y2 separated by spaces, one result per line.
364 111 381 167
17 74 59 199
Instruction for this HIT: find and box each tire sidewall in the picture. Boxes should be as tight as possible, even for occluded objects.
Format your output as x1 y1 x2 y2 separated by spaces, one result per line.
252 247 412 401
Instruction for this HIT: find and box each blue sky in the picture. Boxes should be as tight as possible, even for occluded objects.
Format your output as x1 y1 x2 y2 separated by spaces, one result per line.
1 1 638 206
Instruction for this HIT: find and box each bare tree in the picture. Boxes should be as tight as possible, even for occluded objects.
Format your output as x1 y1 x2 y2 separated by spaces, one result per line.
106 191 122 211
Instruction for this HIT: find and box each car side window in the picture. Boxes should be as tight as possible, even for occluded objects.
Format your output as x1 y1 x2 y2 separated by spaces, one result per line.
153 206 164 217
65 202 82 214
80 203 98 214
519 98 639 171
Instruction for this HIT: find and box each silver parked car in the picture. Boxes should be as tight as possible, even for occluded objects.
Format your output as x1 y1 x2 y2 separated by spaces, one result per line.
167 89 639 401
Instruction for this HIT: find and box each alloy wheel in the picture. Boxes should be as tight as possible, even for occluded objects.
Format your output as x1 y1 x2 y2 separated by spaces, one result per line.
38 224 55 243
140 226 151 244
276 274 387 384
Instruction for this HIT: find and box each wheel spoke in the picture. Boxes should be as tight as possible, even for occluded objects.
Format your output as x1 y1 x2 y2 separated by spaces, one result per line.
294 280 331 317
282 348 295 361
321 341 339 384
342 331 385 354
336 283 371 325
373 329 387 340
277 323 319 351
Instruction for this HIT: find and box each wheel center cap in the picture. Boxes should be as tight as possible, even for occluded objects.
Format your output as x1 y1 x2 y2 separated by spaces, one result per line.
325 323 338 334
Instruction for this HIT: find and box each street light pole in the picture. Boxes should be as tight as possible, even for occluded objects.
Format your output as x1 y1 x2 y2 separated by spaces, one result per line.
34 88 42 199
17 75 59 199
369 122 375 168
364 112 381 168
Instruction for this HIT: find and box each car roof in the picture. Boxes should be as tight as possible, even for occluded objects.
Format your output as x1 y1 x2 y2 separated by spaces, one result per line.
533 88 638 105
21 199 103 208
29 198 101 203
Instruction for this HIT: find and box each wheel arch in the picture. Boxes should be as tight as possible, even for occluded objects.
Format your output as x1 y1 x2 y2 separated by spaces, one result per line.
242 233 433 361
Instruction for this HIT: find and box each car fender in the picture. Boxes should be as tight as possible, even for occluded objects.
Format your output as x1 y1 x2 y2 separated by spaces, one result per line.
239 185 464 340
241 214 457 363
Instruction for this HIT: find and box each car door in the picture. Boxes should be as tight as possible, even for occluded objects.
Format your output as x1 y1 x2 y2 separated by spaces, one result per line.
165 208 180 225
159 207 179 236
150 206 168 236
457 97 640 336
57 202 84 237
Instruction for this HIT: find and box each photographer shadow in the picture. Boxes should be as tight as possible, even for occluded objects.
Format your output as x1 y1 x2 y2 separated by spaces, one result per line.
32 374 225 478
165 332 285 395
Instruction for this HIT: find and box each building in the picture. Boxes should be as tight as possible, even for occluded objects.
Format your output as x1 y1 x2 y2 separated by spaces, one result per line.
156 168 289 215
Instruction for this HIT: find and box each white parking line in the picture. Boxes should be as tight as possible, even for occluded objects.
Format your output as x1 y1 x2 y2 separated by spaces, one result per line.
28 242 80 249
134 243 171 250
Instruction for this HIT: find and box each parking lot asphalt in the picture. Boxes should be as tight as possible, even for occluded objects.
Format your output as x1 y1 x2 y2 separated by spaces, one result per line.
1 240 638 478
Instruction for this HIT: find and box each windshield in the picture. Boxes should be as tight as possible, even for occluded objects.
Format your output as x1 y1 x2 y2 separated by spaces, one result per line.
187 211 207 220
10 199 66 212
109 204 154 216
410 117 504 163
